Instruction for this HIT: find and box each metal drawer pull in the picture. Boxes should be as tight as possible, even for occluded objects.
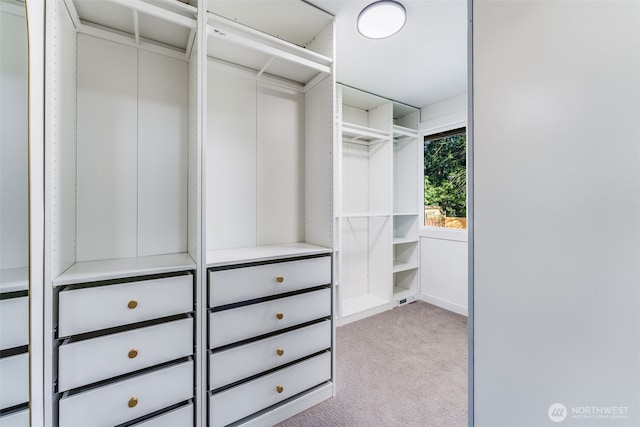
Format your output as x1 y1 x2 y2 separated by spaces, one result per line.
127 300 138 309
128 349 138 359
275 312 284 320
128 397 138 408
276 276 284 283
276 348 284 356
276 385 284 394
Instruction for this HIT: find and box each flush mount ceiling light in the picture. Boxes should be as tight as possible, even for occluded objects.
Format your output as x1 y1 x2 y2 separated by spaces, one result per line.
357 0 407 39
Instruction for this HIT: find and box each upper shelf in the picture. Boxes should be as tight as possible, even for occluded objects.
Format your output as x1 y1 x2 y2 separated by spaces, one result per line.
342 122 391 145
65 0 197 58
206 6 333 89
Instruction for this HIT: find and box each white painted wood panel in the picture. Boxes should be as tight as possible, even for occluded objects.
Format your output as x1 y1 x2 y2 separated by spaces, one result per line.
58 360 193 427
0 408 29 427
206 65 257 251
131 402 193 426
0 296 28 349
209 288 331 348
209 352 331 427
58 274 193 337
256 83 304 246
138 50 188 257
0 5 28 271
76 34 137 262
304 77 334 248
209 256 330 307
0 353 28 409
209 320 331 390
58 317 193 391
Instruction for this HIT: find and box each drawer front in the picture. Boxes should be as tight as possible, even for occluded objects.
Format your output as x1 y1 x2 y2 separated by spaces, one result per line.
58 274 193 336
58 360 193 427
209 351 331 427
209 288 331 349
210 320 331 390
0 408 29 427
0 353 29 409
209 256 330 307
58 317 193 392
0 297 28 349
131 402 193 426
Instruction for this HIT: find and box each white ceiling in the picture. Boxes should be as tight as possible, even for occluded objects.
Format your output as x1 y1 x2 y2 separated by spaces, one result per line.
307 0 468 109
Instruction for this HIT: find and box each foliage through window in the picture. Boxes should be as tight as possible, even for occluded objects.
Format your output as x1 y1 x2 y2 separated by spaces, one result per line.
424 128 466 228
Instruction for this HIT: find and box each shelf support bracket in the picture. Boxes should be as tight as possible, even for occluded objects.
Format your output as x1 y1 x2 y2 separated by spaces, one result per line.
133 9 140 45
257 57 275 78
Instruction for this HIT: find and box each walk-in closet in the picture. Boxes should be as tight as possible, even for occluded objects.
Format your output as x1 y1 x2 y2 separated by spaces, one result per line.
2 0 471 426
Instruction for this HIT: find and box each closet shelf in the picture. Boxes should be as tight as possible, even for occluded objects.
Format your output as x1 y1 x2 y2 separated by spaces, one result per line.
342 294 390 319
53 253 196 287
0 267 29 293
393 237 419 245
206 243 332 268
341 212 391 218
393 124 418 137
207 12 332 87
341 122 391 145
67 0 197 58
393 261 419 273
393 212 419 217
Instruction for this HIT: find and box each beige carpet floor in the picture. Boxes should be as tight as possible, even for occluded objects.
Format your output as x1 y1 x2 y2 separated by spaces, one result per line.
277 301 468 427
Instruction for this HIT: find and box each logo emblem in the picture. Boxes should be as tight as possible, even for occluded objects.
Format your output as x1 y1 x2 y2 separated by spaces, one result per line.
548 403 568 423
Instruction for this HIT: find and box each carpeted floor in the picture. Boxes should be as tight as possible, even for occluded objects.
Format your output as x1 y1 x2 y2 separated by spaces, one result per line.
276 301 468 427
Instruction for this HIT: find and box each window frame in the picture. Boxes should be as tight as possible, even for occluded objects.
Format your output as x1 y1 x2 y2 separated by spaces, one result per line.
420 121 468 241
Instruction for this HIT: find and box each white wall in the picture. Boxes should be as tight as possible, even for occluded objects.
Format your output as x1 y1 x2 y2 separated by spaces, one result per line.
473 1 640 426
419 94 468 316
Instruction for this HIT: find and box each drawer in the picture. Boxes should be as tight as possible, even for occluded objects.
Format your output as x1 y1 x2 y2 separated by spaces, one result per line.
210 320 331 390
0 408 29 427
209 256 330 307
58 274 193 337
58 359 193 427
209 288 331 348
0 296 28 349
0 353 29 410
58 317 193 392
131 402 193 426
209 351 331 427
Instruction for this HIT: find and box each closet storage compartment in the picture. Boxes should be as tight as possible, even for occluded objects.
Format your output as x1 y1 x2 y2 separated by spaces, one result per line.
204 3 336 424
55 272 196 425
207 254 333 427
391 102 421 301
45 1 199 425
1 0 29 422
337 86 421 323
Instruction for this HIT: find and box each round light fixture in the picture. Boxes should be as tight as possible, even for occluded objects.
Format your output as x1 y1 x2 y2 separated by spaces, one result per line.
357 1 407 39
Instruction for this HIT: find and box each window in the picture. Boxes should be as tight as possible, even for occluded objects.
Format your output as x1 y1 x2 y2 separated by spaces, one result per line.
424 127 467 228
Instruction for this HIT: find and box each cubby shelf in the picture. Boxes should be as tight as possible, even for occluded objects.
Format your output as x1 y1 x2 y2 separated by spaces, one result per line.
337 85 421 324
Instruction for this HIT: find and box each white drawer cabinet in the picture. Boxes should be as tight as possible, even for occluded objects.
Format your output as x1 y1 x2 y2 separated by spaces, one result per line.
58 317 193 392
209 288 331 348
209 352 331 427
0 296 28 349
58 274 193 336
210 320 331 390
0 353 29 409
58 359 193 427
0 409 29 427
131 402 193 426
209 256 331 306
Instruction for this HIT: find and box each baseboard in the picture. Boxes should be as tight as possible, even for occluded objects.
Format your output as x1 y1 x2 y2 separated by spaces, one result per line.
419 294 468 317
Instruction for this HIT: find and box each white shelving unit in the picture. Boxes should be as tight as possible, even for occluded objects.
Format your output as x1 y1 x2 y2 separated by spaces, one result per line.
392 102 421 303
44 1 199 426
337 85 421 325
204 3 336 426
1 2 30 424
